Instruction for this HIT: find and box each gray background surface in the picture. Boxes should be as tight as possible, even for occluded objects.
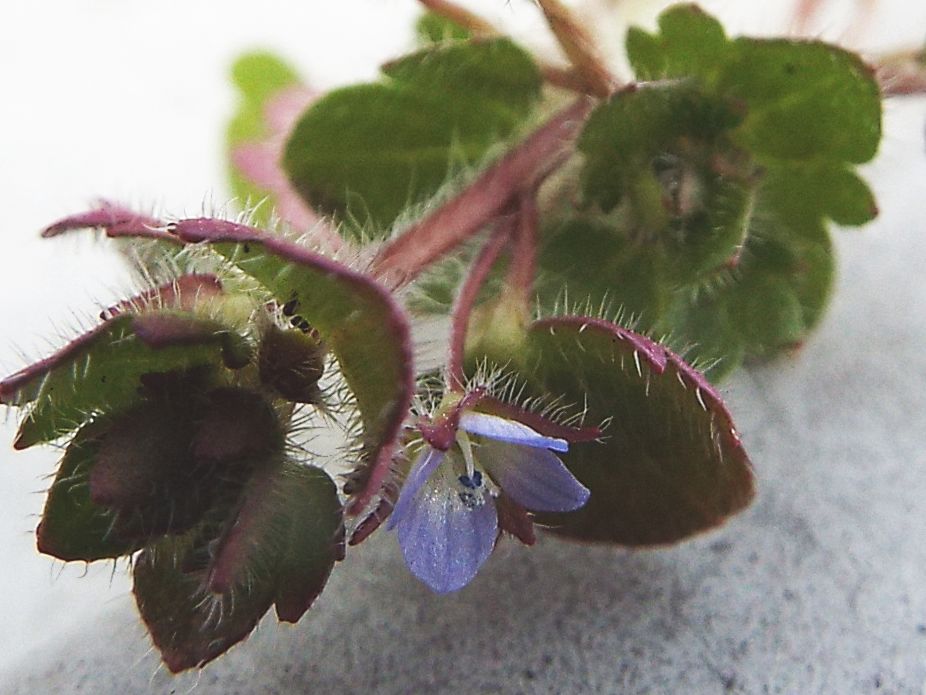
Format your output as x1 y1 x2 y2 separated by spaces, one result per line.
1 1 924 693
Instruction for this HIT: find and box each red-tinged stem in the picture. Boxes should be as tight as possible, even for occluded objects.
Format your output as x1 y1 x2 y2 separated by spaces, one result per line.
876 53 926 97
505 191 540 308
371 98 593 285
417 0 497 36
536 0 619 98
446 223 512 391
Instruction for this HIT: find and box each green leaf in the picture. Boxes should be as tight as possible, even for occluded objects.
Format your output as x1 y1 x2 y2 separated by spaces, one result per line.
761 162 878 229
209 462 343 623
134 460 341 672
660 223 834 377
626 5 882 165
172 219 413 514
536 217 669 326
0 313 246 449
626 4 728 83
578 81 756 280
227 51 303 226
721 39 882 163
36 419 142 561
133 534 275 673
416 11 471 44
467 315 754 545
283 38 542 233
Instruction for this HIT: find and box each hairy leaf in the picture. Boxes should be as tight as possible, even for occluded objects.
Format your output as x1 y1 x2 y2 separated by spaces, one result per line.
0 313 246 449
284 38 542 232
172 219 413 514
36 419 142 561
467 315 754 544
209 462 344 623
133 536 275 673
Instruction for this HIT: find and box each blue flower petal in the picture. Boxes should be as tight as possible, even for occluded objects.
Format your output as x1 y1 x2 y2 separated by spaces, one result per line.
394 464 498 594
387 448 444 530
479 440 590 513
460 412 568 452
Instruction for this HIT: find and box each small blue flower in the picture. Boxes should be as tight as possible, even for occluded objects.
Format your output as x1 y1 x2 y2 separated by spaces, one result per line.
387 410 590 593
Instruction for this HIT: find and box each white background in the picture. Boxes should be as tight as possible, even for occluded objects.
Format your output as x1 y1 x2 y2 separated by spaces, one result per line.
1 1 925 691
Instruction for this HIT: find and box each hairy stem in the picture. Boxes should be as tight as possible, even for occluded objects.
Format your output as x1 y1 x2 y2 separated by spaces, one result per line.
416 0 497 36
875 49 926 96
536 0 618 97
371 98 593 285
505 191 540 309
446 222 512 390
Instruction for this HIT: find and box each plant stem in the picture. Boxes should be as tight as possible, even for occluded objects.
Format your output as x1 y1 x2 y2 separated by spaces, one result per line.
875 49 926 96
505 191 540 309
416 0 497 36
446 222 512 390
371 97 593 285
536 0 618 97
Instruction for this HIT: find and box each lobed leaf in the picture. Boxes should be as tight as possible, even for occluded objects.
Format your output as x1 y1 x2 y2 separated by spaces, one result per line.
208 462 344 623
578 81 756 281
0 312 247 449
36 419 142 561
171 219 414 514
134 460 342 672
283 38 542 232
494 316 754 544
133 535 275 673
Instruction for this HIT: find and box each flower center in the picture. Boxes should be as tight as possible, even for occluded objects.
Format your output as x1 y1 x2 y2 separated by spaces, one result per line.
456 470 486 509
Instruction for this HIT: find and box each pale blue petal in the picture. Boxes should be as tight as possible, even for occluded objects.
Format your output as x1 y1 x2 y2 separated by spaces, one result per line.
480 440 590 512
460 412 568 452
387 448 444 531
395 465 498 594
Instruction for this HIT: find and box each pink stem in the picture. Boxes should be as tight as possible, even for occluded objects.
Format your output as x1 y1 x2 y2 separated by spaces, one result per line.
505 191 540 307
446 223 512 390
371 98 593 285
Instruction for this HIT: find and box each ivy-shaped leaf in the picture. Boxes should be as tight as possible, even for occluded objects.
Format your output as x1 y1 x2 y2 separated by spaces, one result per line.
560 5 882 377
133 535 276 673
171 219 414 515
467 315 754 544
283 37 542 233
578 81 757 282
36 419 142 561
134 460 342 672
0 312 248 449
208 462 344 623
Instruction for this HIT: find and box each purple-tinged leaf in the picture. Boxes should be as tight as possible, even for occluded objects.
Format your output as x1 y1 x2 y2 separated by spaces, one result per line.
101 274 223 319
88 394 258 542
469 315 753 545
0 311 250 448
167 218 414 518
191 388 283 464
208 461 344 623
36 419 143 561
525 316 754 544
133 536 275 673
41 201 179 244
